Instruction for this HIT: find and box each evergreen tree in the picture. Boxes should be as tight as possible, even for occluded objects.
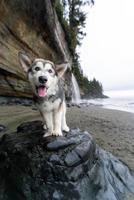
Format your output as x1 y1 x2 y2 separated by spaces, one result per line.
60 0 94 55
54 0 105 98
88 78 103 97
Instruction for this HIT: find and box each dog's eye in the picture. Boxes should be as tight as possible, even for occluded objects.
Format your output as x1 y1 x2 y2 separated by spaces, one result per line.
48 69 53 73
35 67 40 71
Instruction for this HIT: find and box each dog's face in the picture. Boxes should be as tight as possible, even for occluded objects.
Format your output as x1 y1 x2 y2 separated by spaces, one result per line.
18 52 68 97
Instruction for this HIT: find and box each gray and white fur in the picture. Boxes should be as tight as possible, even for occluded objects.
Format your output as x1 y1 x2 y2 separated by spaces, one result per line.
18 52 69 137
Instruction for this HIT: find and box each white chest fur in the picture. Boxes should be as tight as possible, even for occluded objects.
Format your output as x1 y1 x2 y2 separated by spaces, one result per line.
37 98 61 112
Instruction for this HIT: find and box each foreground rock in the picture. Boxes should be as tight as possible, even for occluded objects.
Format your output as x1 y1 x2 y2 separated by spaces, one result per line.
0 121 134 200
0 125 6 133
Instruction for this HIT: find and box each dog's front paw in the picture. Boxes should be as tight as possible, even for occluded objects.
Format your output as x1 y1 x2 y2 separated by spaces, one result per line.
52 130 63 136
43 132 52 137
43 124 47 130
62 126 70 133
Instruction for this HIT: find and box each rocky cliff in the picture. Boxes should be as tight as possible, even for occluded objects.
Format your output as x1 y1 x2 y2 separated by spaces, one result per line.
0 0 72 98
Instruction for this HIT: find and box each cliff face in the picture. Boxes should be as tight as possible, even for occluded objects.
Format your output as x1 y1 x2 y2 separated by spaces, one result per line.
0 0 72 98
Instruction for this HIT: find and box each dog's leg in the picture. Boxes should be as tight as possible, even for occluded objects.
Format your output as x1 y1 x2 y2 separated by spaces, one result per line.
39 109 47 130
43 112 53 137
62 101 70 132
53 108 63 136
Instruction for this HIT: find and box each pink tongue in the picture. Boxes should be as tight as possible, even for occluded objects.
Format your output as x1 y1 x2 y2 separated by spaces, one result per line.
38 87 47 97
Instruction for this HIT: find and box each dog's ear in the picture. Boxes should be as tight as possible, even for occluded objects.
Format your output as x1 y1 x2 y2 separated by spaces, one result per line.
18 52 32 72
56 63 69 78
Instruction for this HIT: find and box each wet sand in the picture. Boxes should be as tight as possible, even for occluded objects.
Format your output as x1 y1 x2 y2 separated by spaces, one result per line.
0 104 134 172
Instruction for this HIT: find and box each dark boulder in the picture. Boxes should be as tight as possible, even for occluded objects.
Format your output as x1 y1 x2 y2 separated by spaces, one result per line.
0 125 7 133
0 121 134 200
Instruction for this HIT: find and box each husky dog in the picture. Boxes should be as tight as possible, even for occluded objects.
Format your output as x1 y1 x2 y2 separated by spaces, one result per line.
18 52 70 137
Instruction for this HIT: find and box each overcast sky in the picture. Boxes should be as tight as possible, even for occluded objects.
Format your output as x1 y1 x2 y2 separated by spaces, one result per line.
79 0 134 91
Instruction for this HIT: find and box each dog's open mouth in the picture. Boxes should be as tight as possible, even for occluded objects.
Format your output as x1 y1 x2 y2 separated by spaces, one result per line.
36 86 47 97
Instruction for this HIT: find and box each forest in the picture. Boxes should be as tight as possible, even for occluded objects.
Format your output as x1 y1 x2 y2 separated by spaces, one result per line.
54 0 104 97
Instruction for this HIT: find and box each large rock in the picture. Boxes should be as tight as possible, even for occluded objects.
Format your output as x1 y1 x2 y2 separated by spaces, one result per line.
0 121 134 200
0 125 6 133
0 0 72 98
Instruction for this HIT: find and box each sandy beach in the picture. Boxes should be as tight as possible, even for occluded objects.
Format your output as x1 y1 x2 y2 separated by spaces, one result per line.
0 104 134 172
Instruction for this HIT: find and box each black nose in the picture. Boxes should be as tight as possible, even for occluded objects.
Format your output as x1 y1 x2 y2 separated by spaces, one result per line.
39 76 48 84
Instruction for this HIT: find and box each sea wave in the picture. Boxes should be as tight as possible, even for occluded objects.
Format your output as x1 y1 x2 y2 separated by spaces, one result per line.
82 90 134 113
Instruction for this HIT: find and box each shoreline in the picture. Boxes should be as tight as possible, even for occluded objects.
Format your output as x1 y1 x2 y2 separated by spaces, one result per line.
79 98 134 114
1 95 134 114
102 104 134 114
0 104 134 172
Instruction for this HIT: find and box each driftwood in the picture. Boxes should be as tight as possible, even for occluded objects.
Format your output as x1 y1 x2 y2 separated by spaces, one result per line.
0 120 134 200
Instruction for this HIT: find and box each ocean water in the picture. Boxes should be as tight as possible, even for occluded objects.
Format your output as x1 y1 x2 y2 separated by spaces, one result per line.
83 90 134 114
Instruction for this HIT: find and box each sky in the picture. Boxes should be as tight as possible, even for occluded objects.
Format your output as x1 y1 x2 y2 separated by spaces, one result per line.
79 0 134 91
